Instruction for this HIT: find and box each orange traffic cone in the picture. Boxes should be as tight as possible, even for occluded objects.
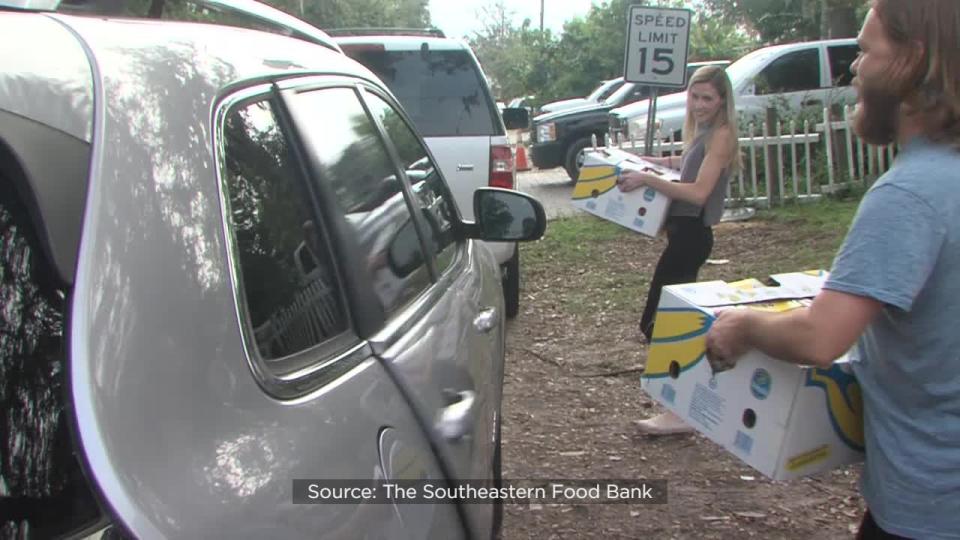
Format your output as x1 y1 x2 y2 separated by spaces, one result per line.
515 144 531 172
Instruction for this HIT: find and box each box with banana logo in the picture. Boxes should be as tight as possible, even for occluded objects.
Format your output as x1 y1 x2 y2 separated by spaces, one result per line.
640 270 864 480
570 147 678 237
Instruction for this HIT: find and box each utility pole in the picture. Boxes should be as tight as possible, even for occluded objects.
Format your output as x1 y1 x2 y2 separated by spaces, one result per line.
540 0 544 32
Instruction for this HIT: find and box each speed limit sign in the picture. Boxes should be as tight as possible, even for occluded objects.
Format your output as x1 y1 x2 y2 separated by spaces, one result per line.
624 5 692 87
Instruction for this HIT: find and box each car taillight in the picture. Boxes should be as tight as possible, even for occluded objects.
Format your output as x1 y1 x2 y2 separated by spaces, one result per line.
490 144 514 189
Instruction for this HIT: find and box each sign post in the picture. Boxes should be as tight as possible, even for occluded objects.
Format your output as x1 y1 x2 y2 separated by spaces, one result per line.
623 5 692 156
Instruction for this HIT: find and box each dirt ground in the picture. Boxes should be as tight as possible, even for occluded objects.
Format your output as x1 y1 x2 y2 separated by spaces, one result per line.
499 217 864 540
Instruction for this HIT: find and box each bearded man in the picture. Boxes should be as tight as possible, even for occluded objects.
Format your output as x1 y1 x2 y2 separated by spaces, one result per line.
705 1 960 538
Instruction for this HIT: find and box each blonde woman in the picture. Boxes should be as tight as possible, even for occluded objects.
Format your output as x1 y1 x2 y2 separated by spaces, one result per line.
618 65 740 435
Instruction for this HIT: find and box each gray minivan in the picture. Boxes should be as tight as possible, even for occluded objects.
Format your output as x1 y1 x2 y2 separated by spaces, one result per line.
0 6 544 539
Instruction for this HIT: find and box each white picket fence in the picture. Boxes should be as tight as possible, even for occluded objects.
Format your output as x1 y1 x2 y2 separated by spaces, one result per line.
253 273 341 359
604 105 897 208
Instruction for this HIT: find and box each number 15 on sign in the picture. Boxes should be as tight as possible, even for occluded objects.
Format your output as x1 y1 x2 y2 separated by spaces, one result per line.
623 6 691 88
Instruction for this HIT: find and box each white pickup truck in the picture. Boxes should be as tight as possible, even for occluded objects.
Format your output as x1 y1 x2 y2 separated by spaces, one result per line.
609 38 860 142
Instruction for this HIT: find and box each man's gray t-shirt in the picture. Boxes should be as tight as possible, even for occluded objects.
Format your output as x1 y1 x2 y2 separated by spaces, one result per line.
824 137 960 539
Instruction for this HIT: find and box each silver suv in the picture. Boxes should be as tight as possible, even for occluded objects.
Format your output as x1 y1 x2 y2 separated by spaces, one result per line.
0 7 544 539
334 32 530 317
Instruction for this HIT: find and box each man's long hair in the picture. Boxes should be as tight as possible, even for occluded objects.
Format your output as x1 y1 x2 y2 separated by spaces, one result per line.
874 0 960 148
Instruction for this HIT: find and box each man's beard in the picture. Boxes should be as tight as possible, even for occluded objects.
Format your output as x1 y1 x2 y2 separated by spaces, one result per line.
853 80 902 145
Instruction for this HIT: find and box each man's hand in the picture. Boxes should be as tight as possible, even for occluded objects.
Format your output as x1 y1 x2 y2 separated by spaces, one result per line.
705 309 753 373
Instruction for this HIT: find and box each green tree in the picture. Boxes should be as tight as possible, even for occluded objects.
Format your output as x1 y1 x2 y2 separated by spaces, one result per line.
702 0 868 43
469 0 757 107
821 0 869 39
469 1 556 101
688 11 758 62
542 0 639 102
540 0 752 102
260 0 431 30
123 0 431 30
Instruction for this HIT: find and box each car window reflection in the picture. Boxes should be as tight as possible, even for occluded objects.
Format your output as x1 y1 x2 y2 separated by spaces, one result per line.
288 87 431 316
221 99 348 360
363 93 458 276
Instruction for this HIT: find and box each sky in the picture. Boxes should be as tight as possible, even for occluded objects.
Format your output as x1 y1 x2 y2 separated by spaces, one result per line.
429 0 599 39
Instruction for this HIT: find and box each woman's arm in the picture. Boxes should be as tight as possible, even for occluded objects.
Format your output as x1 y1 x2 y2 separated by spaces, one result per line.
640 154 683 170
618 127 734 206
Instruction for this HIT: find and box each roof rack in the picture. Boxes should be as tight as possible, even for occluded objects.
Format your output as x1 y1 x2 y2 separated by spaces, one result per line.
325 27 445 38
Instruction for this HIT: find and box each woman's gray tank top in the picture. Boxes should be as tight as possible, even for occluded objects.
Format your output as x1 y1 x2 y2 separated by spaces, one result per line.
669 124 730 226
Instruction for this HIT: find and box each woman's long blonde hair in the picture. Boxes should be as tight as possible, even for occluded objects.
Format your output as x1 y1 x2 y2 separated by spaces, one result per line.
682 66 741 174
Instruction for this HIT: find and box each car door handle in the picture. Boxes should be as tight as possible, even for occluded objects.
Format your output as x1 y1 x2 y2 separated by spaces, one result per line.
456 164 475 171
435 390 476 441
473 307 499 334
802 99 822 107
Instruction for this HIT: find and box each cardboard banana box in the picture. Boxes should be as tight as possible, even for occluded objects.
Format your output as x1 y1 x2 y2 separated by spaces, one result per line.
640 270 865 480
571 147 678 237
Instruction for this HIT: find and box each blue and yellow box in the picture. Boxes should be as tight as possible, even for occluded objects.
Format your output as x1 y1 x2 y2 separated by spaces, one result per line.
570 148 677 237
640 271 864 480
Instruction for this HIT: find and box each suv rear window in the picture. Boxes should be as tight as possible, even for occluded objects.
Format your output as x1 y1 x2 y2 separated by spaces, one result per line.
343 48 499 137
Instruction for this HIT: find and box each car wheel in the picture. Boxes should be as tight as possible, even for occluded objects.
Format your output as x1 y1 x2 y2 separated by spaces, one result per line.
563 136 593 183
502 247 520 319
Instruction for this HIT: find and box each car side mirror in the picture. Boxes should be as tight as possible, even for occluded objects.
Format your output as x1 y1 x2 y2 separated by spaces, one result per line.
471 188 546 242
386 219 424 278
501 107 529 130
627 88 649 104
